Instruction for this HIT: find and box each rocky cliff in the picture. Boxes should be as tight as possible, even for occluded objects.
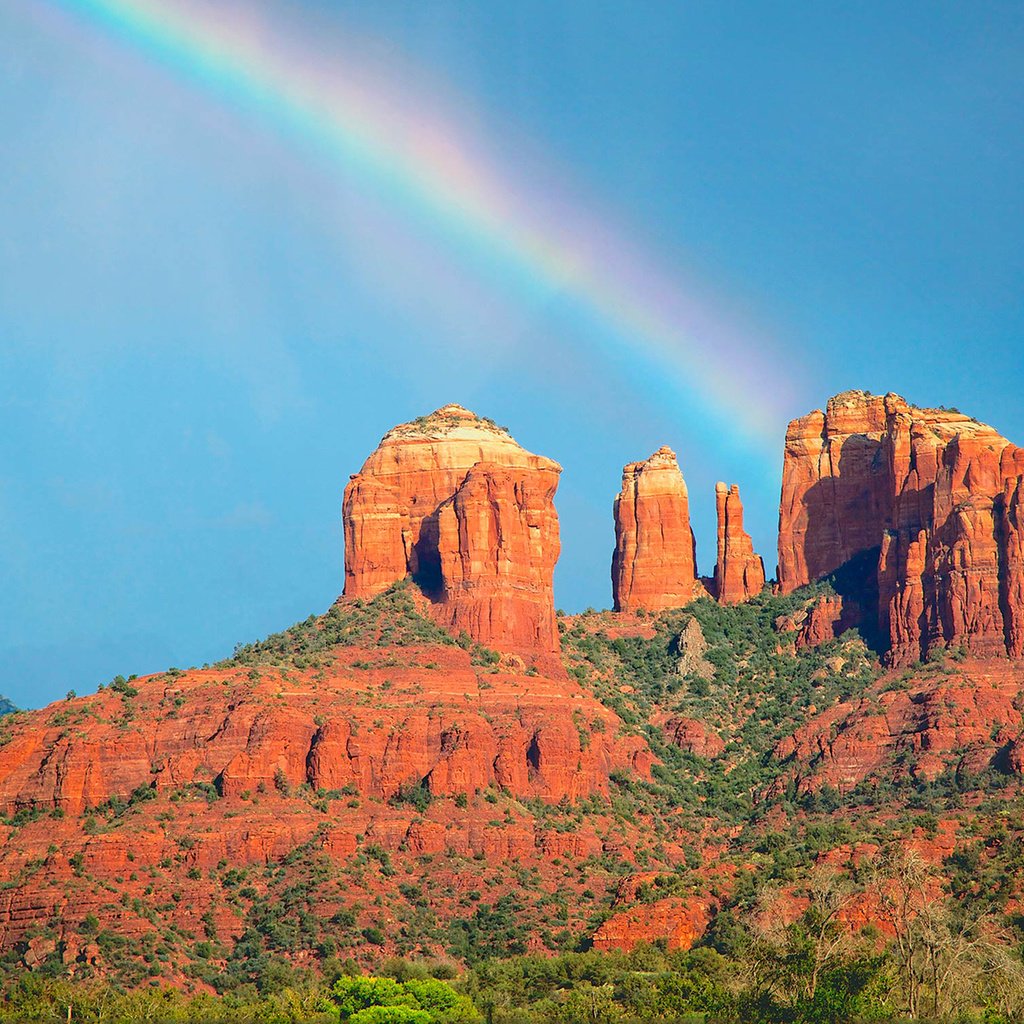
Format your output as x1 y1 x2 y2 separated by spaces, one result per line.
778 390 1024 663
778 391 895 594
772 656 1024 793
611 447 697 613
344 405 562 655
712 482 765 605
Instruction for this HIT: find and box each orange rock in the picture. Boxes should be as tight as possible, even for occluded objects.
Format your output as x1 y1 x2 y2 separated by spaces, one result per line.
343 405 562 654
713 482 765 605
778 390 1024 663
778 391 895 594
773 657 1024 792
656 714 724 758
591 896 711 952
434 461 561 654
881 417 1017 664
612 447 697 613
0 634 651 963
1003 462 1024 658
794 594 864 648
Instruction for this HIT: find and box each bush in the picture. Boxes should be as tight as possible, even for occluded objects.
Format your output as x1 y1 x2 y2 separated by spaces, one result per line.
332 974 480 1024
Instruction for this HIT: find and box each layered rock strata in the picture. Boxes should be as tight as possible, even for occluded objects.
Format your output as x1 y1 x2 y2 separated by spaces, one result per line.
713 482 766 605
778 391 1024 663
611 447 697 613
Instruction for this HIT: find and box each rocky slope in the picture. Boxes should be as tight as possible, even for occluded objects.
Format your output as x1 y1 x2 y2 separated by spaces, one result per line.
0 587 654 981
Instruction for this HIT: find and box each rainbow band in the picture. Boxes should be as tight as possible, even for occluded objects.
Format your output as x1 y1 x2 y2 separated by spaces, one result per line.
44 0 794 457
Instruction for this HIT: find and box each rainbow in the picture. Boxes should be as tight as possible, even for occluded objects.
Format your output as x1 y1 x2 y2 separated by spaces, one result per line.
38 0 800 455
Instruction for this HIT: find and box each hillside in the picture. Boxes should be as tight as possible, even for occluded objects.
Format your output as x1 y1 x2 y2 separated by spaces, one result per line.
1 396 1024 1018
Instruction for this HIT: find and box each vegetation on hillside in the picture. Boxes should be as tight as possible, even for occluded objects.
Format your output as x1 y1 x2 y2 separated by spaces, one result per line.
7 848 1024 1024
222 581 457 669
5 577 1024 1021
559 585 880 828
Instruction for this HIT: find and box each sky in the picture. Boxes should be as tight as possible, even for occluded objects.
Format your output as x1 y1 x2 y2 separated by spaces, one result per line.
1 0 1022 709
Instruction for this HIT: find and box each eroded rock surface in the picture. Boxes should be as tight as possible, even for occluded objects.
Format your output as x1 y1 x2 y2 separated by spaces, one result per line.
612 447 698 613
778 390 1024 662
344 405 562 654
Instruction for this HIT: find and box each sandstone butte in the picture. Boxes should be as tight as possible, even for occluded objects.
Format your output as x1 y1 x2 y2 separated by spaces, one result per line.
778 389 1024 664
611 446 698 613
343 404 562 660
713 482 766 605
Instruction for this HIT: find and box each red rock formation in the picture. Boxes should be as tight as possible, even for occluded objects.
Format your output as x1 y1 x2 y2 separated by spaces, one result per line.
1003 451 1024 658
778 391 894 594
343 405 562 653
656 714 724 758
592 896 711 952
773 594 865 649
779 390 1024 663
612 446 697 613
434 461 560 653
773 658 1024 792
713 482 765 604
0 627 652 965
880 416 1021 664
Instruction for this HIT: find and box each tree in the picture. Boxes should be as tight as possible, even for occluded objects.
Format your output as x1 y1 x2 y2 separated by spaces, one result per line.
872 844 986 1019
333 975 481 1024
799 867 857 1002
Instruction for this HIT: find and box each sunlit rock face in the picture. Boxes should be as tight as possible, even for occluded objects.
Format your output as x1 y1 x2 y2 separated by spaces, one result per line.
343 404 562 654
611 446 697 613
778 389 1024 663
713 482 765 605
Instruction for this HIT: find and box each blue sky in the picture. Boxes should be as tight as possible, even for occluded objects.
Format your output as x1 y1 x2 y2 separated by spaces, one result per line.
1 0 1022 708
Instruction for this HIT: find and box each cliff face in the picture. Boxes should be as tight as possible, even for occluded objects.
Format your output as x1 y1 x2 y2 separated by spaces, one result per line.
611 447 697 613
592 896 712 953
777 391 895 594
778 391 1024 663
343 405 562 655
713 483 765 605
0 643 644 820
434 462 561 654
